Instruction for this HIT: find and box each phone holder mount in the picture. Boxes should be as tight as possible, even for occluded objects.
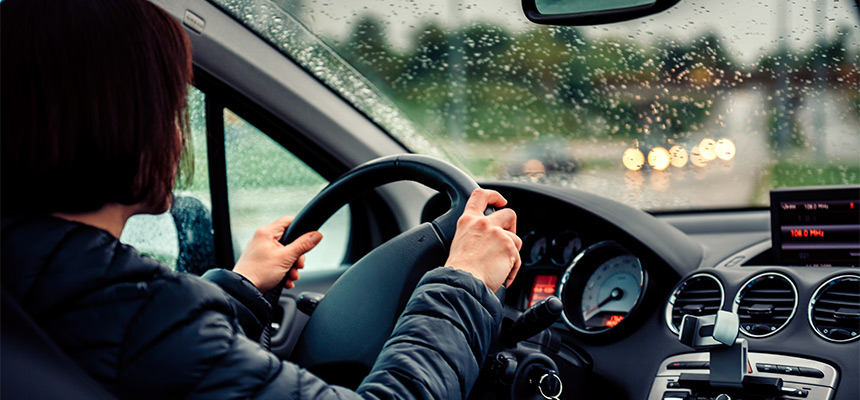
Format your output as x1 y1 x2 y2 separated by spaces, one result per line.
679 310 747 388
668 311 815 399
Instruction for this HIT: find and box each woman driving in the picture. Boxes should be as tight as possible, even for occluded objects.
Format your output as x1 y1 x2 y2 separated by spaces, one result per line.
0 0 522 398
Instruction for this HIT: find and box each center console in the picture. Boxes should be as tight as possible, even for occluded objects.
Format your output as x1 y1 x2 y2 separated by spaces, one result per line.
647 310 841 400
648 352 838 400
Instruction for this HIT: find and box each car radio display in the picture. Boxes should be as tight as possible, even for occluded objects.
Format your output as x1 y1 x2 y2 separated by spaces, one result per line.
771 187 860 267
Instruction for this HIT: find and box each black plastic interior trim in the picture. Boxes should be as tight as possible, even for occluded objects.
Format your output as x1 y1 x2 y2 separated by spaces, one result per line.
522 0 681 26
193 67 397 266
649 206 768 215
193 68 347 181
203 93 235 267
200 0 414 154
485 181 704 274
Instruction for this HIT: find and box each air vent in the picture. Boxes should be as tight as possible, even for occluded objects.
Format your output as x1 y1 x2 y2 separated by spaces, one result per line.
666 273 724 334
809 275 860 343
733 273 797 337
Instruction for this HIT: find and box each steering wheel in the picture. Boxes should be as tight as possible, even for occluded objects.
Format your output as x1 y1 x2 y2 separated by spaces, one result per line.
262 154 482 387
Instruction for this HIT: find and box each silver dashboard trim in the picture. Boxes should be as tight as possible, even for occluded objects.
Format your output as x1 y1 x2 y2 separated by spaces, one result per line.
808 274 860 343
732 272 798 338
648 352 838 400
665 273 725 335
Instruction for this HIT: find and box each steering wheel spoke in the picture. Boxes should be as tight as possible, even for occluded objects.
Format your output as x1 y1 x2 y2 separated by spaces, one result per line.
263 155 481 388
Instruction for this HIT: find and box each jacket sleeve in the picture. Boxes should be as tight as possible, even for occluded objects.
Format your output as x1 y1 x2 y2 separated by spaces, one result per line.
119 267 500 400
202 268 272 341
356 267 502 399
256 267 502 400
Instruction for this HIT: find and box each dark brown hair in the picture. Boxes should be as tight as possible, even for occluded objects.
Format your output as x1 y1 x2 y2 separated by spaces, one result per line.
1 0 193 215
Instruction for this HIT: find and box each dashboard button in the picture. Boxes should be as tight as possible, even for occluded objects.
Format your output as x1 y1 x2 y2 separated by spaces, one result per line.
777 365 801 375
797 367 824 378
756 363 777 373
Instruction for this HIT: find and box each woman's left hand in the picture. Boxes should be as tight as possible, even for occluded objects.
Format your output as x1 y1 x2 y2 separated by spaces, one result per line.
233 215 322 292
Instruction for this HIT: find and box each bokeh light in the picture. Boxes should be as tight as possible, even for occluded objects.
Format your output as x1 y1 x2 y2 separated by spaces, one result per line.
699 138 717 161
690 145 709 167
715 138 736 161
669 145 688 168
622 148 645 171
648 147 671 171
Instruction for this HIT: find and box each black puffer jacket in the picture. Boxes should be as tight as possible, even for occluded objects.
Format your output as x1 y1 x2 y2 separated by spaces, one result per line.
1 216 502 399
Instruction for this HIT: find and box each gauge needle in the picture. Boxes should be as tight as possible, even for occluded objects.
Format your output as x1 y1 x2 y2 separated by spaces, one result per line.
585 288 624 318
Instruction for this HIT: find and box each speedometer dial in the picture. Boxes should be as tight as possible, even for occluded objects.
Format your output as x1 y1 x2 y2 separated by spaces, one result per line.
580 254 642 329
560 241 647 335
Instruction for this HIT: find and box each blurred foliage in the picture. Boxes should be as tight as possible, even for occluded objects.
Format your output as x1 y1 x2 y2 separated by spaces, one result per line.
178 87 210 192
755 161 860 204
327 15 858 150
223 110 325 190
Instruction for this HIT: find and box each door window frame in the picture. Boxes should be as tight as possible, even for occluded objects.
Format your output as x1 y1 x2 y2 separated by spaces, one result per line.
193 67 398 269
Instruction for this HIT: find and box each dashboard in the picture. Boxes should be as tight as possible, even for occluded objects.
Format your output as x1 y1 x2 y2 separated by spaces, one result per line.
283 181 857 400
481 182 859 400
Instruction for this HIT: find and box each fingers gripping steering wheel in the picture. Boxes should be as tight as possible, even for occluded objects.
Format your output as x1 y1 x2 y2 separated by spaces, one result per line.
262 154 482 387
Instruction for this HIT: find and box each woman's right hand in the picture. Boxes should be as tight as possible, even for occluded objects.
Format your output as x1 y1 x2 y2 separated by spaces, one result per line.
233 215 322 293
444 189 523 291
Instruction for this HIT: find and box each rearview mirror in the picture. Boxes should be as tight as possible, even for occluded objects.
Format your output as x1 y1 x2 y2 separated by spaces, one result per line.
522 0 681 26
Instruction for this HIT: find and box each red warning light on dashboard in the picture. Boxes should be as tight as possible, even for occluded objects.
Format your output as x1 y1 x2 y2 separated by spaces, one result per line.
529 275 558 307
605 314 625 327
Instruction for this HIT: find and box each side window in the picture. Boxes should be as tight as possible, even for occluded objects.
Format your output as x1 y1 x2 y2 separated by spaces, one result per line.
224 109 349 269
121 87 214 273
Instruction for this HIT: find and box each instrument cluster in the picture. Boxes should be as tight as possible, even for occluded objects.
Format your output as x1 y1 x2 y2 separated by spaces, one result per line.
519 230 648 336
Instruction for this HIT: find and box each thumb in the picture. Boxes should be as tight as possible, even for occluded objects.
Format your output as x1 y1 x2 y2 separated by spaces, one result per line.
283 231 323 258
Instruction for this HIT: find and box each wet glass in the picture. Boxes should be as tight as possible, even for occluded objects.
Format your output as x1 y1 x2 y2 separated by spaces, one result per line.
211 0 860 211
223 109 350 268
121 87 212 270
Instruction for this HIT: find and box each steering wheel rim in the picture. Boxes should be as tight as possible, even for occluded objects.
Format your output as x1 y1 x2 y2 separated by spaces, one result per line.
264 154 481 387
279 154 479 248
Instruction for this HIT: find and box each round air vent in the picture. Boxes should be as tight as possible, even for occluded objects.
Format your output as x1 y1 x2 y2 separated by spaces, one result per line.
665 273 724 334
809 275 860 343
732 272 797 337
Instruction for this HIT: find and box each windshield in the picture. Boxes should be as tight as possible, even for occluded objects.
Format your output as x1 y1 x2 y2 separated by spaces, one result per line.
213 0 859 211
